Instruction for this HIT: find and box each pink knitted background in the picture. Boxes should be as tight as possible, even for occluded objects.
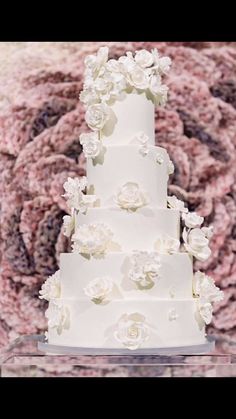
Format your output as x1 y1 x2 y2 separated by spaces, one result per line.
0 42 236 365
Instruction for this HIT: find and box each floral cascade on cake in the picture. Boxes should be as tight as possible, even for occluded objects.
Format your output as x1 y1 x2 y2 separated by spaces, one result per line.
40 47 223 350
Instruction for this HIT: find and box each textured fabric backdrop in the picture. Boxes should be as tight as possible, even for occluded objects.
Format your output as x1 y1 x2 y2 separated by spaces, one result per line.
0 42 236 372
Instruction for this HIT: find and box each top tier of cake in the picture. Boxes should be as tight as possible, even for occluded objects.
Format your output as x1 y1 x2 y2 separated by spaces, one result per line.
80 46 171 151
101 92 155 146
84 92 172 208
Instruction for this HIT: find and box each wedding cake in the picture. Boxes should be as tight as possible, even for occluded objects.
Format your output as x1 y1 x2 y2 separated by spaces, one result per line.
39 46 223 351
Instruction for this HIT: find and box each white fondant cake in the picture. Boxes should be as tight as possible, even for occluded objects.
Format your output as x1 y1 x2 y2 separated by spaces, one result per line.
40 47 224 351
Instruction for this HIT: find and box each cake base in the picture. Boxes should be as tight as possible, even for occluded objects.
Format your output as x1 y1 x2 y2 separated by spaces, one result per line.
38 338 215 356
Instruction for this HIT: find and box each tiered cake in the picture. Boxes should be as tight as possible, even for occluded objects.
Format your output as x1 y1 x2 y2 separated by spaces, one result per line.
40 47 223 350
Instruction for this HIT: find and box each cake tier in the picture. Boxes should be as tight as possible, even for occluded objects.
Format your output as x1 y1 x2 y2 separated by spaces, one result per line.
87 145 168 208
60 252 193 299
102 92 154 145
75 208 180 252
48 298 206 348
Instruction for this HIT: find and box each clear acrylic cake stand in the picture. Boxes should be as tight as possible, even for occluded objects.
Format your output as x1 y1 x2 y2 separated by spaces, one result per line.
0 334 236 377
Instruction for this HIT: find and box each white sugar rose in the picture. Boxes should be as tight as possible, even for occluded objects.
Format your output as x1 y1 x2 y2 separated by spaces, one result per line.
195 270 224 325
158 56 172 75
84 276 113 304
182 212 204 228
93 76 114 102
129 251 161 288
72 223 113 256
114 313 149 350
79 88 99 106
198 301 213 325
167 195 188 213
39 270 61 301
155 234 180 254
63 176 87 196
118 54 136 73
85 103 110 131
105 71 127 99
114 182 148 211
201 226 214 239
84 46 109 78
63 176 87 209
149 75 168 105
194 270 223 326
183 227 211 261
126 65 149 90
94 77 112 94
105 59 122 73
193 271 224 303
80 132 102 159
62 210 76 238
63 176 96 213
45 300 70 334
135 49 154 68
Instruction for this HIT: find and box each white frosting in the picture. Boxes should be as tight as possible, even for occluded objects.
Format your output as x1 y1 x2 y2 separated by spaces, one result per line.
75 208 180 252
101 92 155 145
60 252 193 299
87 145 168 208
48 298 206 348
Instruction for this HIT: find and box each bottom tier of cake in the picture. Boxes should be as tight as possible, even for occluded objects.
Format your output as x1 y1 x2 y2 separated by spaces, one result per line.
47 298 206 349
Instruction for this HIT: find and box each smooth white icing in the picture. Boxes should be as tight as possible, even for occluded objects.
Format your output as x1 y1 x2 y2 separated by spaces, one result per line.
60 252 193 299
75 208 180 252
48 298 206 348
101 92 155 145
87 145 168 208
